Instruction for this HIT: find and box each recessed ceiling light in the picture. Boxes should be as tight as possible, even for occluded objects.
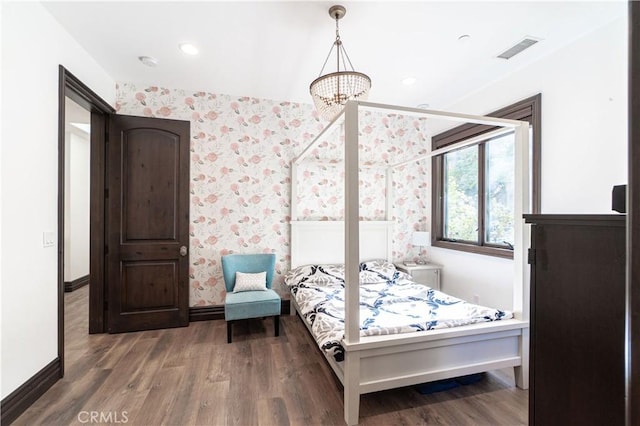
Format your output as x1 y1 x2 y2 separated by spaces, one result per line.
458 34 471 42
138 56 158 67
402 77 417 86
179 43 199 55
417 103 430 109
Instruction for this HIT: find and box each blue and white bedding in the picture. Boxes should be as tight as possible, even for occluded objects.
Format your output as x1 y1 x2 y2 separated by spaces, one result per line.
284 260 513 361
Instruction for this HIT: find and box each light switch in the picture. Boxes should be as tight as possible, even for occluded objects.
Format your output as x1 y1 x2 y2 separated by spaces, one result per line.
43 231 55 248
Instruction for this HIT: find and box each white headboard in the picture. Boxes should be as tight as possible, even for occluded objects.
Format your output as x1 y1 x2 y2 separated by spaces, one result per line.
289 220 394 268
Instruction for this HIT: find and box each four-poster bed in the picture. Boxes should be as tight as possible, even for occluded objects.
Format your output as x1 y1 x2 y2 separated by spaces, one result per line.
288 101 530 425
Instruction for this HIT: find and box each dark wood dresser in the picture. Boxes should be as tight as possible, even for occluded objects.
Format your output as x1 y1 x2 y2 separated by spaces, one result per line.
524 214 626 426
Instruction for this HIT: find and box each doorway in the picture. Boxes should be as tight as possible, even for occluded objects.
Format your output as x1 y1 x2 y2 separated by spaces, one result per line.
58 66 114 376
62 96 92 365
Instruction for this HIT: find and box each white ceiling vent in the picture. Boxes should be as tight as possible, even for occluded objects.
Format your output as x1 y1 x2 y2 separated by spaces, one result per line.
497 37 540 60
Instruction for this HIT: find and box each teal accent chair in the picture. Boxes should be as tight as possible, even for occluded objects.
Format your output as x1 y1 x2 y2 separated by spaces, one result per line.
221 253 281 343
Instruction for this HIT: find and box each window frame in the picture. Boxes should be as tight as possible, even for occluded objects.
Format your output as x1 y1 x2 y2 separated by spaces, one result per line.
431 94 541 258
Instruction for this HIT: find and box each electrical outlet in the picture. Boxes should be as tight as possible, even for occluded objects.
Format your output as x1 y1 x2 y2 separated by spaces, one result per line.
43 231 55 248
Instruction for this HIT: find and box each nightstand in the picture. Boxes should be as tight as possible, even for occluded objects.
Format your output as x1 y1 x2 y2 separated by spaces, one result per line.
395 263 442 290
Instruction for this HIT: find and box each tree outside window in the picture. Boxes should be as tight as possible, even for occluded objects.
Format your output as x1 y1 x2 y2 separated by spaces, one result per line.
442 132 515 249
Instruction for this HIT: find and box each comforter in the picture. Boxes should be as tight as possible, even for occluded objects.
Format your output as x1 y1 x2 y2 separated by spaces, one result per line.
284 261 512 361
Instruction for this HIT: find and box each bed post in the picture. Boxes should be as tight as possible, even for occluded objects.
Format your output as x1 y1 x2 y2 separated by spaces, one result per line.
290 163 299 316
513 121 530 389
385 168 394 261
343 100 361 424
343 99 360 344
385 167 393 221
344 352 361 425
291 162 298 222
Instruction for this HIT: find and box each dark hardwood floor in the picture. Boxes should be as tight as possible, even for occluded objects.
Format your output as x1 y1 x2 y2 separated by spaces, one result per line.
14 286 527 425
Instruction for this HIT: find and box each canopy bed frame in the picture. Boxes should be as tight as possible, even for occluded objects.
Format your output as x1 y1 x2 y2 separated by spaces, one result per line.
289 101 531 425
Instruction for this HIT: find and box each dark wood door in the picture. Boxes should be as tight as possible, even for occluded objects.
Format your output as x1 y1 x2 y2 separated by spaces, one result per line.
107 115 190 333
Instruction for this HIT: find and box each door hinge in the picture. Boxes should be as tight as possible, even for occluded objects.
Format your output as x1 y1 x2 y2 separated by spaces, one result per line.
104 188 109 198
527 248 536 265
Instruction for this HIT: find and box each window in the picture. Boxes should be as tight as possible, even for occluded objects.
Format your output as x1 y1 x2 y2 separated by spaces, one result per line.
432 95 541 258
443 132 516 246
443 144 479 242
484 133 515 246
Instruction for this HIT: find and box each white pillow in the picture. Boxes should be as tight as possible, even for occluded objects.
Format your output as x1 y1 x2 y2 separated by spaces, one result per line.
233 271 267 292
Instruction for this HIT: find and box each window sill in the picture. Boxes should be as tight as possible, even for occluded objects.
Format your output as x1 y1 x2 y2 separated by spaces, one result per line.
432 240 514 259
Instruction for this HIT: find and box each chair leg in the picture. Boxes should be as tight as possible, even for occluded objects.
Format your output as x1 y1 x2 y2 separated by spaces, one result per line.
227 321 232 343
274 315 280 337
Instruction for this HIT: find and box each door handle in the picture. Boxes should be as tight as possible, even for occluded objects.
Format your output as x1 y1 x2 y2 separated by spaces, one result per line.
179 246 188 257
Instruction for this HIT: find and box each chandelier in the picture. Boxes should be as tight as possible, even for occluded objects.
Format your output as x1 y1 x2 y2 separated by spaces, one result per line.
309 5 371 121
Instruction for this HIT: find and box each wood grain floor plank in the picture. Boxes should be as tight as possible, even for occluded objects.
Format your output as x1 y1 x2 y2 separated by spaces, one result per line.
92 332 141 370
249 340 276 394
127 366 185 425
160 325 201 368
133 331 174 391
194 380 229 426
257 397 290 426
226 342 259 425
204 342 232 383
163 356 209 426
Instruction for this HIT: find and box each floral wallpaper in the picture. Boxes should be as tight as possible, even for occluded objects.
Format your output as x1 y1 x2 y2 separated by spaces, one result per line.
116 83 428 306
293 111 429 223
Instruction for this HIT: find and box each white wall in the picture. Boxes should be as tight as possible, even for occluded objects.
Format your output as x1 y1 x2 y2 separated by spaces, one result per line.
1 2 115 398
0 3 4 395
429 16 628 309
64 131 91 281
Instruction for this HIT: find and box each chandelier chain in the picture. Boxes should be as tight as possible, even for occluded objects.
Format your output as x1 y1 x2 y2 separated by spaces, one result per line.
316 43 335 77
309 4 371 121
335 14 341 75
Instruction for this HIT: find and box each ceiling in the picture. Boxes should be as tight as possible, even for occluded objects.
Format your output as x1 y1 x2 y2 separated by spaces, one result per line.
44 1 626 110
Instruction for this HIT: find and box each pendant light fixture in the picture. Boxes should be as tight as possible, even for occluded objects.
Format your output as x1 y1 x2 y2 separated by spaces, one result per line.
309 5 371 121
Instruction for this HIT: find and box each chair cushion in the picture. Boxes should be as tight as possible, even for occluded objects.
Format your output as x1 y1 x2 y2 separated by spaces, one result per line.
233 271 267 292
225 289 281 321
